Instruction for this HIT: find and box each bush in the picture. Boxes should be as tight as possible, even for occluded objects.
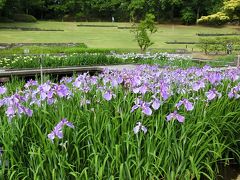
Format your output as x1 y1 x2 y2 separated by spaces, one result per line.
75 12 86 22
181 8 196 25
62 14 76 22
197 36 240 54
12 14 37 22
197 12 230 25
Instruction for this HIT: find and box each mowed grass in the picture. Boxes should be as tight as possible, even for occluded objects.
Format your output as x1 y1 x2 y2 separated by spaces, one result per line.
0 21 239 49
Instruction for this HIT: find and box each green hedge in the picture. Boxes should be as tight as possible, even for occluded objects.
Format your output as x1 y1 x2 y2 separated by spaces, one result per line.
197 36 240 54
12 14 37 22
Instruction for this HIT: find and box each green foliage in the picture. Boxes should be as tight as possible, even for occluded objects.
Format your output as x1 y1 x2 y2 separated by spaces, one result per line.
0 16 13 22
12 14 37 22
132 14 157 52
198 0 240 25
1 71 240 179
223 0 240 21
181 8 196 25
0 0 225 24
0 0 5 9
197 12 230 25
197 36 240 54
0 54 129 69
0 46 118 55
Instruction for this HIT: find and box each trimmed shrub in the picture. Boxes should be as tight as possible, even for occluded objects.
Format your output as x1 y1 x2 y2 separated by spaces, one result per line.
197 12 230 25
12 14 37 22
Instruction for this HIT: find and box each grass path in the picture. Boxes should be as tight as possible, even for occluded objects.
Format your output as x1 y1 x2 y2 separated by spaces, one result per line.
0 21 238 49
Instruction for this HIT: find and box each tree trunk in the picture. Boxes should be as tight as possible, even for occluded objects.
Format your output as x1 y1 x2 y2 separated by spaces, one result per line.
156 2 161 23
170 6 174 22
196 7 200 24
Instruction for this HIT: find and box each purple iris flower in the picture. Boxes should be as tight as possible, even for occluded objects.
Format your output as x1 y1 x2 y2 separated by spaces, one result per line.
228 85 240 99
158 81 170 100
142 103 152 116
131 99 152 116
206 89 221 101
192 81 205 91
152 98 161 110
103 90 115 101
207 72 222 85
24 80 38 89
6 106 15 119
48 118 74 142
55 84 70 98
166 111 185 123
0 86 7 95
139 85 148 94
176 99 194 111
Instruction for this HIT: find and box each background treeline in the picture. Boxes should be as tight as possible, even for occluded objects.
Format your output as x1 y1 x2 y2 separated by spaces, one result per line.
0 0 224 24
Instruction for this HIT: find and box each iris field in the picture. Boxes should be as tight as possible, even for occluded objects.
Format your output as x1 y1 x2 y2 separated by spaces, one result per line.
0 58 240 179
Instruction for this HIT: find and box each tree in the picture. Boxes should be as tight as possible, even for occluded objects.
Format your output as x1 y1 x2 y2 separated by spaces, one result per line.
132 13 157 52
197 0 240 25
223 0 240 23
128 0 146 21
0 0 6 9
20 0 44 15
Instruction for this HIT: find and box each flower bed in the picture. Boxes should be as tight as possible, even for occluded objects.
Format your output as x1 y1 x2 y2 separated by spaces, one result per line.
0 65 240 179
0 53 127 69
0 53 196 69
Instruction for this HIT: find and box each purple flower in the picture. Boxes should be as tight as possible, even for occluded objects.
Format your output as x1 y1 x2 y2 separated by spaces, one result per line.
192 81 205 91
0 86 7 95
152 98 161 110
206 89 221 101
228 85 240 99
207 72 222 85
48 118 74 142
24 108 33 117
24 80 38 89
6 106 15 119
103 90 115 101
139 85 148 94
176 99 194 111
142 104 152 116
131 99 152 116
133 122 147 134
166 111 185 123
55 84 70 98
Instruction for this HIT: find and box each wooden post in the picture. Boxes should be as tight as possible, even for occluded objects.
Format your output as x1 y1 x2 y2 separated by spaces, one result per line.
40 54 43 84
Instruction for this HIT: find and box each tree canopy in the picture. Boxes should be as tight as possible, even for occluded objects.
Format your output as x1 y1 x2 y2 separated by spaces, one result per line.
0 0 227 24
198 0 240 25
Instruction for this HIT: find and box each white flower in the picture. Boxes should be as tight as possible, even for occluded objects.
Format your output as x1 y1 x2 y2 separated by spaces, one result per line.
133 122 147 134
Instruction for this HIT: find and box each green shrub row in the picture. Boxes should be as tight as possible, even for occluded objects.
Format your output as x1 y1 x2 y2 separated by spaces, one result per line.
12 14 37 22
197 37 240 54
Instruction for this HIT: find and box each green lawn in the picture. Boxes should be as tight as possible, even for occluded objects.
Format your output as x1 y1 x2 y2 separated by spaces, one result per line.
0 21 239 49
